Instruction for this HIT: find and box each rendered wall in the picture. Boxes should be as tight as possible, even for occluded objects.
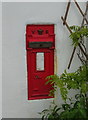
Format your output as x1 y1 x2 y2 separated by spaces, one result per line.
2 2 86 118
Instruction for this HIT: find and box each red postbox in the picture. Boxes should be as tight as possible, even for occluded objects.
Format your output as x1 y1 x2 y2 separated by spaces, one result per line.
26 24 55 100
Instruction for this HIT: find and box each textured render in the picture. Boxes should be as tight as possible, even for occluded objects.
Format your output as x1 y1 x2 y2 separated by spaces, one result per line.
2 2 86 118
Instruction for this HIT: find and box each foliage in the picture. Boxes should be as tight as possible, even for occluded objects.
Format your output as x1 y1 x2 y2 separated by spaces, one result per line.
43 65 88 119
46 74 68 100
45 65 88 119
39 101 61 120
69 25 88 47
39 94 88 120
46 65 88 101
60 94 88 120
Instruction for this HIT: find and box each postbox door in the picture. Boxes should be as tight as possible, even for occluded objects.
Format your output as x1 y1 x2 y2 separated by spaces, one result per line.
27 49 54 100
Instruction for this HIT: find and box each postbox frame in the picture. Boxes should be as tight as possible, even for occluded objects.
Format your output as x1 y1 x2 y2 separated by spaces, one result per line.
26 24 55 100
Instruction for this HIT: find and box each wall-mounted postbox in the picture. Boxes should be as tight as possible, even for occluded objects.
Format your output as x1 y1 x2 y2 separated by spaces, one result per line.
26 24 55 100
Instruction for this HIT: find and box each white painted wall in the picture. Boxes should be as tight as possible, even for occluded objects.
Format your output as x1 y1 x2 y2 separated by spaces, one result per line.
0 1 2 120
2 2 86 118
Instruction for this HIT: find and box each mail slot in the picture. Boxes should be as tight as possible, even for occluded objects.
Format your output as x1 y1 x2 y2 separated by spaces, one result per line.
29 42 53 48
26 24 55 100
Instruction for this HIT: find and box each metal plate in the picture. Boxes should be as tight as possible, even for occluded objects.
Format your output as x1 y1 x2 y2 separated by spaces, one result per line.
36 52 44 71
29 42 52 48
